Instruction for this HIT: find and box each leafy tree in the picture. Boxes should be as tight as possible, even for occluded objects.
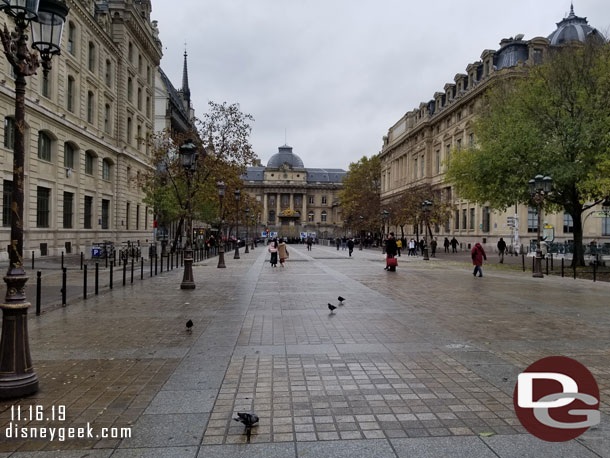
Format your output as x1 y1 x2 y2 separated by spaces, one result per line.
446 41 610 266
143 102 256 250
339 155 381 236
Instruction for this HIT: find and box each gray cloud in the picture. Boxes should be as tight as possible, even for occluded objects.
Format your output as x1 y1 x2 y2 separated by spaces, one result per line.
153 0 609 168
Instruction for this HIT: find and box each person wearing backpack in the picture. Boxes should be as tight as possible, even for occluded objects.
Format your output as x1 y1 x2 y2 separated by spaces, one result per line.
471 242 487 277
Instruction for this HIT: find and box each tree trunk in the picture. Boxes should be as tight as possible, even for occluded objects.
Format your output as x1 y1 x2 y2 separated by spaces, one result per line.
415 219 419 244
172 216 184 253
572 210 585 267
400 225 405 241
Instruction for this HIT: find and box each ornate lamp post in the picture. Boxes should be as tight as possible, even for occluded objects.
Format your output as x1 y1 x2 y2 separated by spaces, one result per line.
422 200 432 261
528 175 552 278
216 181 226 268
250 215 255 250
359 216 364 250
0 0 70 399
234 189 241 259
179 140 198 289
244 208 250 254
381 210 389 253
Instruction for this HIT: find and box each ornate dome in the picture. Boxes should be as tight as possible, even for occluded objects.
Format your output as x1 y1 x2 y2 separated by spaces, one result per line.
548 5 601 46
266 145 305 169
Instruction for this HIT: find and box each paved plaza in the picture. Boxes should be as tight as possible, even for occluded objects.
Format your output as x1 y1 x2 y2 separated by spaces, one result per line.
0 244 608 457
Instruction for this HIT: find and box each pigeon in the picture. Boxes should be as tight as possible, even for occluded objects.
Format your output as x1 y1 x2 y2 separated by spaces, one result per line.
338 296 345 305
186 319 193 332
328 303 337 313
234 412 259 427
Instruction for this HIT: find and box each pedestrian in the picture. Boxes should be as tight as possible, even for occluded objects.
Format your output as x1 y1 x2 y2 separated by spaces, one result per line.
278 238 289 267
444 237 450 253
396 238 402 256
347 238 354 257
408 239 416 256
342 236 347 250
306 237 313 251
268 239 278 267
419 239 425 255
471 242 487 277
385 233 398 271
336 237 341 250
430 238 438 257
497 237 507 263
450 237 459 253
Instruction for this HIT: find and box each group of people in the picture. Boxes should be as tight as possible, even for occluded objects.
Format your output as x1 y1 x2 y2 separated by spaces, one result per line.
267 238 289 267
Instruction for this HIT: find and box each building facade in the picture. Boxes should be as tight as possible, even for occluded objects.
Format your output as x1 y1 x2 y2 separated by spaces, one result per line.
380 7 609 251
243 145 346 239
0 0 163 260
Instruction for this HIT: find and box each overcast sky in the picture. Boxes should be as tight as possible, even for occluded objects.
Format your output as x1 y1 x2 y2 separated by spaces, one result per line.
152 1 608 170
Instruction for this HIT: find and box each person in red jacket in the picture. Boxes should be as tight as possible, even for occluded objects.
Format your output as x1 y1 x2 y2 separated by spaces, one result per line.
471 242 487 277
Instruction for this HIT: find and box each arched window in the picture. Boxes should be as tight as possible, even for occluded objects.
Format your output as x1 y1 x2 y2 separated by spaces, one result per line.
67 22 75 55
88 42 95 71
85 150 96 175
321 211 327 222
3 117 15 151
102 158 112 180
38 131 52 161
105 59 112 87
308 211 314 222
87 91 95 123
64 142 76 168
104 103 111 134
67 76 75 112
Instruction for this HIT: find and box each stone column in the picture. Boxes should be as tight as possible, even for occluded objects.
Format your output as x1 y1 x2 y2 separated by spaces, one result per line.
263 193 268 225
302 193 307 224
290 193 294 211
276 194 281 226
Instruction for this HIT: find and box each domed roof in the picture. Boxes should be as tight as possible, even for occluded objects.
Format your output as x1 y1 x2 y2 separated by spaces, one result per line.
548 5 601 46
266 145 305 169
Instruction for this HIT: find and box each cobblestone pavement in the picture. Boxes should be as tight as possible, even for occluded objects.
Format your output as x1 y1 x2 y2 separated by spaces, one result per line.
0 243 608 457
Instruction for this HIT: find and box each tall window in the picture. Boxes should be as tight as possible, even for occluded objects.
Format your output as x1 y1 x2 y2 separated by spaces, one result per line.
128 42 133 63
308 211 314 222
88 42 96 71
36 187 50 228
469 133 474 148
603 217 610 236
2 180 12 227
527 207 538 233
445 144 451 165
414 158 418 179
137 87 142 110
64 143 75 168
469 208 475 230
435 150 440 174
38 131 52 161
87 91 94 123
137 125 142 149
84 196 92 229
126 202 130 229
454 210 460 230
563 213 574 233
102 158 111 180
41 73 50 98
67 22 75 55
127 117 132 144
269 210 275 223
482 207 491 232
138 55 143 74
146 96 150 118
63 192 73 228
67 76 75 112
4 117 15 150
321 211 327 222
462 209 467 230
147 65 151 84
127 78 133 102
457 138 462 151
102 199 110 229
85 151 95 175
145 206 148 230
136 205 140 230
420 156 425 177
104 104 111 133
105 59 112 86
321 196 327 205
308 195 314 204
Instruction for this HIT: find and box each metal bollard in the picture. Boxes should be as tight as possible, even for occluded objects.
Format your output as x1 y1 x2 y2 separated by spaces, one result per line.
131 257 134 284
95 262 99 295
532 256 534 272
83 264 88 300
110 261 114 289
561 258 564 277
140 257 144 280
61 251 64 269
167 254 169 271
593 261 597 282
32 251 35 270
546 257 549 275
573 263 577 280
80 252 84 270
62 267 67 306
522 253 525 272
171 252 174 270
181 250 184 266
36 271 41 316
550 254 554 271
150 256 153 277
105 253 108 269
123 261 127 286
160 254 163 273
155 255 158 275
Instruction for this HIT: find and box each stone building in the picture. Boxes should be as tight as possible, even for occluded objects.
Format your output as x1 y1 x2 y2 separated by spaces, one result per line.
380 6 609 251
243 145 346 239
0 0 163 260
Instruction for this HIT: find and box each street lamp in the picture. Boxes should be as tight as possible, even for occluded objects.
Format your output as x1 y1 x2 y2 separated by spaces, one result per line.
179 140 198 290
250 215 256 250
528 175 552 278
359 216 364 250
0 0 70 399
234 189 241 259
217 181 226 268
244 207 250 254
381 210 389 253
422 200 432 261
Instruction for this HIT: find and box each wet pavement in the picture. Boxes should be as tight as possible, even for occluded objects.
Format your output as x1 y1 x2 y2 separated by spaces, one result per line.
0 244 608 457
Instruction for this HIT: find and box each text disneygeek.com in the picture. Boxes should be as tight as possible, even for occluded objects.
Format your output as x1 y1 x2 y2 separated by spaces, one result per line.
4 423 132 441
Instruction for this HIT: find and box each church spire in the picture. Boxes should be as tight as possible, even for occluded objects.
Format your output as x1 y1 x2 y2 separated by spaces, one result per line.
569 2 575 18
181 48 191 106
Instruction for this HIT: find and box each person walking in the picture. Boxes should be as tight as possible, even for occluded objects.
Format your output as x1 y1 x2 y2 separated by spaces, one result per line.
268 239 278 267
342 236 347 250
278 238 289 267
306 237 313 251
450 237 459 253
385 233 398 271
408 239 416 256
396 238 402 256
444 237 450 253
418 239 425 255
347 238 354 257
430 238 438 257
336 237 341 250
471 242 487 277
497 237 507 264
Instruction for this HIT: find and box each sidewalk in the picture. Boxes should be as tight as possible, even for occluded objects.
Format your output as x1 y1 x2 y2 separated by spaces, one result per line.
0 244 607 457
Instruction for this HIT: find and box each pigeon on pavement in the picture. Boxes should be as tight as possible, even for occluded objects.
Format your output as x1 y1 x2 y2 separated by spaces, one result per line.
328 303 337 313
186 319 193 332
338 296 345 305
